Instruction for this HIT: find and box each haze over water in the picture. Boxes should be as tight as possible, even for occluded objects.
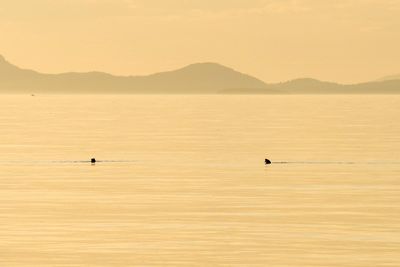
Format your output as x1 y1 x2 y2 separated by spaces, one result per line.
1 95 400 266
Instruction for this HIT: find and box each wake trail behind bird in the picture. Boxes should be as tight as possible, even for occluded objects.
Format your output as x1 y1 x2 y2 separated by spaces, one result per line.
0 160 137 165
272 161 400 165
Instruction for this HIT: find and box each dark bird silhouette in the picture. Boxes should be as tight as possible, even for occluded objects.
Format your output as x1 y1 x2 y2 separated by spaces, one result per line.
265 159 272 165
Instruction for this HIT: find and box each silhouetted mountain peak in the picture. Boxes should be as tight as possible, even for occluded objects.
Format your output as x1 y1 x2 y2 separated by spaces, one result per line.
0 55 19 71
176 62 240 75
145 62 267 91
0 55 8 64
0 55 34 75
0 55 21 70
183 62 232 70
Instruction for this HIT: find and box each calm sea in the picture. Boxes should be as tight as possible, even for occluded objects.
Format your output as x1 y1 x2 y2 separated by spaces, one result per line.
0 95 399 266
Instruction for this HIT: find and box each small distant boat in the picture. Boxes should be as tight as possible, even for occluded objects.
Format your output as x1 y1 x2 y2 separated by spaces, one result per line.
265 159 272 165
91 158 96 164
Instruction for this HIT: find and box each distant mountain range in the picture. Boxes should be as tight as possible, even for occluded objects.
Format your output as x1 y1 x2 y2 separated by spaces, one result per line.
1 55 399 94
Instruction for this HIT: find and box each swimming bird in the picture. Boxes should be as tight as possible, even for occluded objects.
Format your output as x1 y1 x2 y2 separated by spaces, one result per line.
265 159 272 165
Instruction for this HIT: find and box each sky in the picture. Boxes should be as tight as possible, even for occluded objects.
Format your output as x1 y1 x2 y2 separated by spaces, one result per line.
0 0 400 83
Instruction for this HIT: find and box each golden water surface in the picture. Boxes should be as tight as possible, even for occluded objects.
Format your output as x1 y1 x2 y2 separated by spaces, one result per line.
0 95 399 266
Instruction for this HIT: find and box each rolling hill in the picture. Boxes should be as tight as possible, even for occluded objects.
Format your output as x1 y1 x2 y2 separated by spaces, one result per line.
0 55 268 94
1 55 400 94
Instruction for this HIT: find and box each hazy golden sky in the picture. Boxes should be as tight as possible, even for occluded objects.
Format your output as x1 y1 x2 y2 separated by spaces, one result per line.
1 0 399 83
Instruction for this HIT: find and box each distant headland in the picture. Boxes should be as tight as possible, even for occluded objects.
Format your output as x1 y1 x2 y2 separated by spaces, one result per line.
0 55 399 94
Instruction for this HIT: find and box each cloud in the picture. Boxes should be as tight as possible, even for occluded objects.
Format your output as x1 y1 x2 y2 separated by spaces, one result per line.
1 0 399 24
0 0 136 21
